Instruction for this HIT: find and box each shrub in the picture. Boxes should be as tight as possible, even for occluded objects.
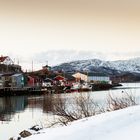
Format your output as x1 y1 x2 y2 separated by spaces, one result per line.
52 93 104 125
107 93 137 111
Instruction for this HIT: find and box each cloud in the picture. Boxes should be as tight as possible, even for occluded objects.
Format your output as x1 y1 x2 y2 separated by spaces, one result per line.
12 50 140 71
32 50 106 66
30 50 140 69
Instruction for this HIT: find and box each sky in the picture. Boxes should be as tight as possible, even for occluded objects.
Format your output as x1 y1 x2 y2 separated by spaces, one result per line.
0 0 140 71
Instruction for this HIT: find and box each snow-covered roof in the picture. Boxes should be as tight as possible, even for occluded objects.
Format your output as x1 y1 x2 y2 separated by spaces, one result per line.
12 73 23 77
0 56 8 62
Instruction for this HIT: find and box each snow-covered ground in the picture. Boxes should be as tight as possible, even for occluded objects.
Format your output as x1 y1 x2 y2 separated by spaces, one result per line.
22 105 140 140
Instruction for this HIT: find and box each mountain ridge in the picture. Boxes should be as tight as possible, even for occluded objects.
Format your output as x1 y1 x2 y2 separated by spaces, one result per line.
52 57 140 75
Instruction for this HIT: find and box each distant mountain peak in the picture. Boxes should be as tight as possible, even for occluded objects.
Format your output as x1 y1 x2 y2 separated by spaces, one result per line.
52 57 140 75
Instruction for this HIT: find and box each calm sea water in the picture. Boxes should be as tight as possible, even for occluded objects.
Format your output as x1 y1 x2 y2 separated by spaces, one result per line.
1 83 140 140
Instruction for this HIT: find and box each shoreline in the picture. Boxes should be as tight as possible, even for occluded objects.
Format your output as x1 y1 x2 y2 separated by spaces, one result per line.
9 105 140 140
0 83 122 97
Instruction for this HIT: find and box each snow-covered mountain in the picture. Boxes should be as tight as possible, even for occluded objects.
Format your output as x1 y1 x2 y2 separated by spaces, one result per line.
53 57 140 74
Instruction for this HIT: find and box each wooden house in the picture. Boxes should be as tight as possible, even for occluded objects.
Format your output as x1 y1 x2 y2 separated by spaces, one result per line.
64 74 76 86
0 73 13 87
27 75 42 87
27 76 35 87
45 72 75 86
11 73 24 88
53 75 66 86
42 78 53 87
0 74 4 88
0 56 14 65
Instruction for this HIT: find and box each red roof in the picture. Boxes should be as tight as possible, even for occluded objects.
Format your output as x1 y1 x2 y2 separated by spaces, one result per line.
54 75 65 81
0 56 8 62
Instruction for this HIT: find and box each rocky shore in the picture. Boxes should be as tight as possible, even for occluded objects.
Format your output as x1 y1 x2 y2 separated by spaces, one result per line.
9 125 43 140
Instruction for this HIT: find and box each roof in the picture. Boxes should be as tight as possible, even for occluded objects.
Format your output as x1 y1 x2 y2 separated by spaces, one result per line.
75 72 109 77
64 74 76 80
87 72 109 77
12 73 23 77
28 75 40 79
1 73 14 76
44 78 53 82
54 75 65 80
46 73 58 79
0 73 4 76
0 56 8 62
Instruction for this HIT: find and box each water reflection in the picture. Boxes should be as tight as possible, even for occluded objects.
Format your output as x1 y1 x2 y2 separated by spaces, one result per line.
27 95 55 113
43 95 54 113
0 96 28 121
1 83 140 122
0 94 61 122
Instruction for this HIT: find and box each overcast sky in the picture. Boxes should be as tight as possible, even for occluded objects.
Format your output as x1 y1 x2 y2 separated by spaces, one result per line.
0 0 140 71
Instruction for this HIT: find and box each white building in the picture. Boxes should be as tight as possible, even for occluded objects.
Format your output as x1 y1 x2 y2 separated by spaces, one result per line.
72 72 110 83
0 56 14 65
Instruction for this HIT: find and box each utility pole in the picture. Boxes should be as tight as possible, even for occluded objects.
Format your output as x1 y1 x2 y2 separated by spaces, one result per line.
32 60 33 72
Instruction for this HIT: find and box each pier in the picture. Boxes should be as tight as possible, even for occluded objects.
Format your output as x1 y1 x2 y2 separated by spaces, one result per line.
0 87 44 96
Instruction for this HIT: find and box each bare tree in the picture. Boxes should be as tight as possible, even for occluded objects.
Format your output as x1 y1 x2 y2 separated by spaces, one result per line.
51 93 104 126
107 92 137 111
44 92 138 127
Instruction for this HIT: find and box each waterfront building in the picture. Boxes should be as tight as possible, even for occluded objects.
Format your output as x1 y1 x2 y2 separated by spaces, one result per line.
72 72 111 83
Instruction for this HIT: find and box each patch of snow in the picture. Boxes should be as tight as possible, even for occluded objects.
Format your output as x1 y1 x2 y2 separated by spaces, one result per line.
23 105 140 140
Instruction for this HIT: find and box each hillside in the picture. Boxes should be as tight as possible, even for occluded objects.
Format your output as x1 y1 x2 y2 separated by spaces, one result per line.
53 58 140 73
52 58 140 82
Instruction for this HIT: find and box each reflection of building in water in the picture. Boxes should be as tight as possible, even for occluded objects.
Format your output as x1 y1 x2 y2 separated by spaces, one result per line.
42 94 66 114
27 97 44 109
27 95 56 113
43 95 54 113
0 96 28 121
26 95 54 115
0 95 66 122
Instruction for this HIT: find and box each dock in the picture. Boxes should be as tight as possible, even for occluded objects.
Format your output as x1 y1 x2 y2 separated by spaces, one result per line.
0 83 122 96
0 87 45 96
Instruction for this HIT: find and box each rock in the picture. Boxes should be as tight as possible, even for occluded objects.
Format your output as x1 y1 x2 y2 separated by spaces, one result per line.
30 125 42 131
17 137 21 140
19 130 32 138
9 136 21 140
